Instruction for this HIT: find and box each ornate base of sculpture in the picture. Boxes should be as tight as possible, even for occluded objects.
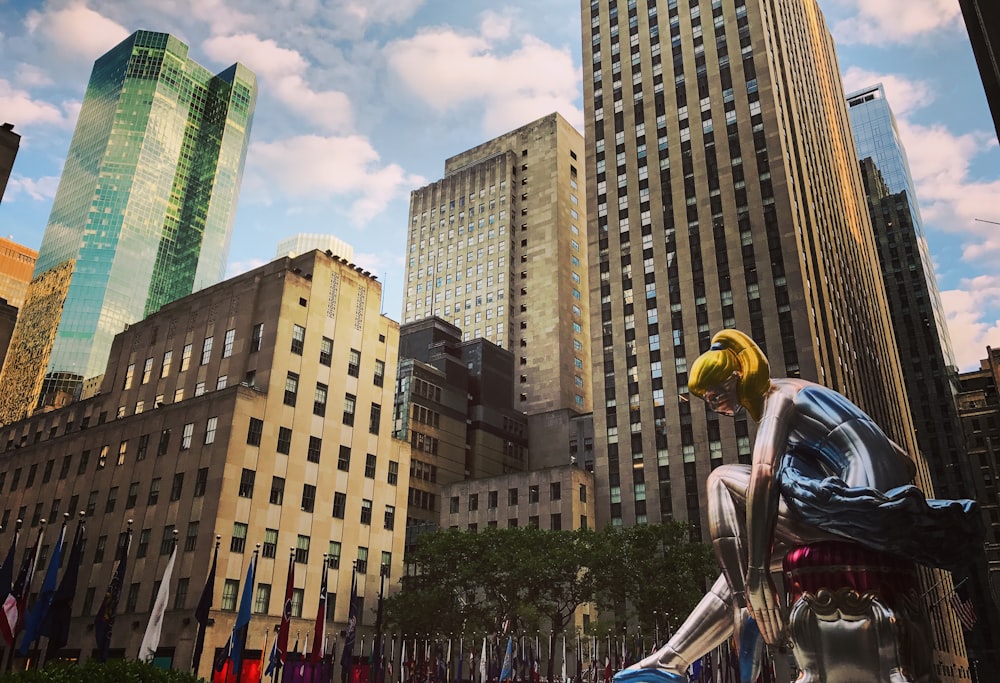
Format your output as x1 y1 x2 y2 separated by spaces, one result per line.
783 542 938 683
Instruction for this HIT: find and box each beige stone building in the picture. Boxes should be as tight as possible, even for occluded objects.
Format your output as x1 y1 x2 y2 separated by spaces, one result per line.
0 250 409 674
0 236 37 310
582 0 966 677
402 113 592 469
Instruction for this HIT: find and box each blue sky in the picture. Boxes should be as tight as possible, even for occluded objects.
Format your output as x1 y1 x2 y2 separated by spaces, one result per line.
1 0 997 370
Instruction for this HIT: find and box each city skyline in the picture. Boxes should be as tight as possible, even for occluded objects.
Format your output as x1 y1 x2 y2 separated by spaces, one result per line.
0 0 997 371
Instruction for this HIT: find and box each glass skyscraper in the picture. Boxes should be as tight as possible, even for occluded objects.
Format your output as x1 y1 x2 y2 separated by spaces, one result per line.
0 30 256 420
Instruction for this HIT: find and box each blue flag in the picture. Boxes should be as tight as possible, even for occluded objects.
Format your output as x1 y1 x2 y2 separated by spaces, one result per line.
94 528 132 662
226 552 256 672
19 524 66 655
499 638 513 682
341 568 358 681
41 519 86 651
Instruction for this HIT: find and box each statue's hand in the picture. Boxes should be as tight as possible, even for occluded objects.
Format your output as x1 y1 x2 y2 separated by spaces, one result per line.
746 566 787 646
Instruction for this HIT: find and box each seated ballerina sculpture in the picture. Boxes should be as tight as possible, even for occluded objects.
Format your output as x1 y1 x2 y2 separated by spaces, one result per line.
615 330 982 683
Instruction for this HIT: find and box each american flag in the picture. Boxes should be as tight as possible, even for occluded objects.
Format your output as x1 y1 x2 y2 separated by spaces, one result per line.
949 582 978 632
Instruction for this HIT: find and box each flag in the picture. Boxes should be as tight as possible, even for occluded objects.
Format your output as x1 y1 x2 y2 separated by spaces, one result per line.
341 567 358 682
19 522 67 655
499 637 514 682
0 526 17 602
300 634 309 677
402 640 409 683
94 526 131 661
222 551 257 674
1 526 42 647
138 538 177 661
267 552 295 677
40 517 86 651
561 635 567 683
950 581 978 631
258 630 268 683
192 537 221 674
604 656 611 683
312 563 329 664
575 639 583 683
479 638 486 683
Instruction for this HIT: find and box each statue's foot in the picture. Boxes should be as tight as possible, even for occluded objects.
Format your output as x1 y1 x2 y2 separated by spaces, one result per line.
612 668 686 683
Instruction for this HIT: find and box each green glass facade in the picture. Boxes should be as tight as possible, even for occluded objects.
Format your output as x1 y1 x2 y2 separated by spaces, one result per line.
34 30 256 403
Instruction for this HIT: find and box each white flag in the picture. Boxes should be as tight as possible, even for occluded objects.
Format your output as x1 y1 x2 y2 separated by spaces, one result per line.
138 542 177 662
479 637 487 683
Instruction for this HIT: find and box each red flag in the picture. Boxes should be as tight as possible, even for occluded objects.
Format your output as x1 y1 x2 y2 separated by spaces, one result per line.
950 582 978 631
1 526 43 647
267 551 295 676
311 561 329 663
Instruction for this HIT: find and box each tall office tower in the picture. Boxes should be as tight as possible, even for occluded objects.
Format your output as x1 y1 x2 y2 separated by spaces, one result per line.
847 84 966 499
0 123 19 203
0 31 256 423
956 347 1000 674
959 0 1000 140
0 250 408 672
402 113 591 468
583 0 967 675
276 233 354 262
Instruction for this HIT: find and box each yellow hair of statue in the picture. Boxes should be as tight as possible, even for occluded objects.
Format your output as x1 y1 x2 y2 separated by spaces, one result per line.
689 329 771 420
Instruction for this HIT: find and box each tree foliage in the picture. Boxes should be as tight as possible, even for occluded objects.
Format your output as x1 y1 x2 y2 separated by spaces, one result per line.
385 522 714 638
0 659 205 682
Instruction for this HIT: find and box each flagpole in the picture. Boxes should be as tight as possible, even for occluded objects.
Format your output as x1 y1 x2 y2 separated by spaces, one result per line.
26 513 69 669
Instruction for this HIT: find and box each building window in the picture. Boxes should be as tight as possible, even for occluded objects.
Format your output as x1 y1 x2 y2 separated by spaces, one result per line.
295 535 310 564
123 363 135 390
217 375 228 390
254 584 271 614
160 525 175 554
205 417 218 444
284 372 299 407
307 436 322 463
328 541 341 568
136 529 151 558
270 477 285 505
136 434 149 461
374 359 385 387
450 496 460 513
194 468 208 497
302 484 316 513
529 516 539 528
181 344 192 372
174 578 189 610
579 484 587 502
529 485 539 503
314 383 328 417
97 445 108 469
126 583 140 613
369 403 381 434
201 336 213 365
247 418 263 446
93 535 107 563
291 324 305 355
332 492 347 519
251 323 264 352
508 488 519 505
356 546 368 574
170 473 184 501
223 329 236 358
360 499 372 525
343 394 356 426
185 521 199 551
550 513 562 531
488 491 498 509
262 528 278 559
338 446 351 471
239 468 255 497
277 427 292 455
365 454 376 478
221 579 239 610
181 423 194 450
384 504 396 530
387 461 398 485
291 588 303 617
148 479 160 505
117 441 127 466
550 482 561 500
231 522 248 553
126 482 138 509
319 337 333 366
348 349 361 377
142 357 153 384
105 487 118 513
157 429 170 455
469 494 479 511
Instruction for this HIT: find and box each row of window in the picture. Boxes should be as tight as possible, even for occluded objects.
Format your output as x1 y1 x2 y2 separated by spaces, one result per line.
448 482 587 513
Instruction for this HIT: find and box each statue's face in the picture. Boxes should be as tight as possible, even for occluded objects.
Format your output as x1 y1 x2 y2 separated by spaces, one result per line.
701 372 742 417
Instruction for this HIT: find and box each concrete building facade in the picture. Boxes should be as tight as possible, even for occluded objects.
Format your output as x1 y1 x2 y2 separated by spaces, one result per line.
0 31 256 419
0 237 37 310
581 0 966 676
0 122 19 204
402 113 592 469
0 250 409 674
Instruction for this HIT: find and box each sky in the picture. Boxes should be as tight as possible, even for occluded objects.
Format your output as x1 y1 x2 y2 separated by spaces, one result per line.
0 0 998 371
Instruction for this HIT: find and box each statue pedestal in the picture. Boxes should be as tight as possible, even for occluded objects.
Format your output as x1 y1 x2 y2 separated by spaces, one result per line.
782 542 938 683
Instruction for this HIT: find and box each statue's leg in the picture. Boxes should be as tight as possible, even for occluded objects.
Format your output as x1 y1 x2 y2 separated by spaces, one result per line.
620 574 735 679
708 465 752 606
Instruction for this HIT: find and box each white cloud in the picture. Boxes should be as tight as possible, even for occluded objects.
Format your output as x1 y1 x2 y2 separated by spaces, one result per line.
14 63 54 88
245 135 425 224
940 276 1000 371
831 0 963 45
25 3 130 60
0 79 77 128
386 24 583 135
5 175 61 201
338 0 424 30
202 33 353 132
841 68 934 116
